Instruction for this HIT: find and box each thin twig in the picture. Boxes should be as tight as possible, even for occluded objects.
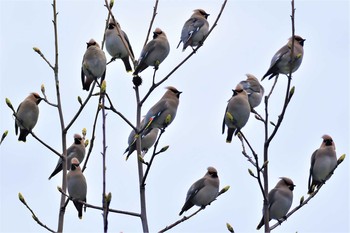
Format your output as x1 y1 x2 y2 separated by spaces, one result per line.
135 85 149 232
58 188 141 217
270 154 346 230
100 88 109 233
82 102 100 173
64 82 96 133
158 187 229 233
237 132 257 167
239 132 267 201
33 47 55 71
262 1 296 232
104 92 137 132
140 0 228 105
267 75 279 99
31 132 61 157
9 103 61 157
143 0 159 48
18 193 55 233
42 98 58 108
50 0 69 231
141 129 165 186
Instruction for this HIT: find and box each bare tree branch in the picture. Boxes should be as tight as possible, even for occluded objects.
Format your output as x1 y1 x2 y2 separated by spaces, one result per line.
143 0 159 48
18 193 55 233
270 154 346 230
140 0 228 106
141 129 165 186
158 186 230 233
58 187 142 218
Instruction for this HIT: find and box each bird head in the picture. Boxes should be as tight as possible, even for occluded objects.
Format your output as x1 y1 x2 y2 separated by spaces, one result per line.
207 166 218 178
279 177 295 191
321 134 335 149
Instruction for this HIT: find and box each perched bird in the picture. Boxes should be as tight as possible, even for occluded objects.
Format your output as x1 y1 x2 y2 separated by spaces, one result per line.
239 74 265 110
142 86 182 132
179 167 220 215
222 84 251 143
177 9 210 51
308 135 337 194
81 39 107 91
124 118 159 160
105 20 134 72
67 158 87 219
261 35 305 81
257 177 295 230
15 93 43 142
133 28 170 75
48 134 86 180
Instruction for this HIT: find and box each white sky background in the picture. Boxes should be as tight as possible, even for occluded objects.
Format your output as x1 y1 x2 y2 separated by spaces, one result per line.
0 0 349 232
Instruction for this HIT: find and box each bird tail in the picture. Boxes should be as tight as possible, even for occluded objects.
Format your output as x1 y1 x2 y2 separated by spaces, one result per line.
176 40 182 49
122 57 132 72
73 201 83 219
48 163 63 180
226 128 235 143
18 129 29 142
256 216 264 230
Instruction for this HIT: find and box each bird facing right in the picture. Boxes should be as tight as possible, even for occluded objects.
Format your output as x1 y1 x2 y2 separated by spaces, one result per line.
261 35 305 81
15 93 43 142
67 158 87 219
48 134 86 180
222 84 251 143
257 177 295 230
177 9 210 52
81 39 107 91
124 118 159 161
179 167 220 216
133 28 170 76
308 135 337 194
142 86 182 131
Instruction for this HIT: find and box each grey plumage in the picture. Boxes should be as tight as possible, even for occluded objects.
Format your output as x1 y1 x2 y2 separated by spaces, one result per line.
179 167 220 216
239 74 264 110
261 35 305 81
124 118 159 160
133 28 170 75
105 20 134 72
15 93 43 142
81 39 107 91
308 135 337 194
142 86 182 131
48 134 86 180
222 84 251 143
67 158 87 219
257 177 295 230
177 9 210 51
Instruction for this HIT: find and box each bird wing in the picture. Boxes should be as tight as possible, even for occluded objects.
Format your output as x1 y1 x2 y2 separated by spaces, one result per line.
143 99 167 130
222 105 229 134
239 80 250 90
308 149 318 190
182 18 204 44
14 103 23 135
81 67 85 88
181 177 206 212
270 45 290 69
267 188 278 210
122 30 134 57
138 40 157 65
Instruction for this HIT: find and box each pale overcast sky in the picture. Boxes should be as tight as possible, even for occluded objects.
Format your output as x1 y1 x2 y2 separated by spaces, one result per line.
0 0 349 232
